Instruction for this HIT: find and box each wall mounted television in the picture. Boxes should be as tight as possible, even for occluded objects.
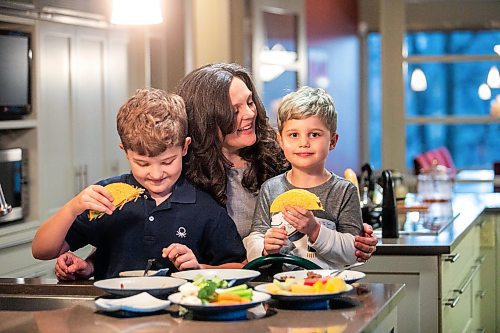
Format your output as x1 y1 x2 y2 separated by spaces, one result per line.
0 30 32 120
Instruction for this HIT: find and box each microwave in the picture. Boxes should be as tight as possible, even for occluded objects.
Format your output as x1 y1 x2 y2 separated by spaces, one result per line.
0 148 27 223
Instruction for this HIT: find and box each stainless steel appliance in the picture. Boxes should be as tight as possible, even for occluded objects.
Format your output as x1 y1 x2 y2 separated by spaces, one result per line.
0 148 26 223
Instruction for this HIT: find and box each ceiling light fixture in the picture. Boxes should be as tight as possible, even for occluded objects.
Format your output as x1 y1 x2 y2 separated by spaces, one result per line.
111 0 163 25
410 68 427 92
486 66 500 89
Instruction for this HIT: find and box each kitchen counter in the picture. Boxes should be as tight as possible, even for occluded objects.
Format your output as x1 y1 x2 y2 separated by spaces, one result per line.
0 278 404 333
373 192 500 255
361 192 500 333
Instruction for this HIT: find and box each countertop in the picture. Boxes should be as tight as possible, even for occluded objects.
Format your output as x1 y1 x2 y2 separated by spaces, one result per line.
0 278 404 333
373 192 500 255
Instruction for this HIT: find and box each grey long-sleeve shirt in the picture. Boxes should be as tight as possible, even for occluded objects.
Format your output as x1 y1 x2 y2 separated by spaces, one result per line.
243 172 363 269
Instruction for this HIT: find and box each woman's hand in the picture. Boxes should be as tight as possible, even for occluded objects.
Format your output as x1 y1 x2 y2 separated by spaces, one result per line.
354 223 378 262
162 243 200 270
263 226 288 255
54 252 94 281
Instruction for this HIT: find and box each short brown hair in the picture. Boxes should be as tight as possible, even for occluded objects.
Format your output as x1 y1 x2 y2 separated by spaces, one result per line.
117 88 187 157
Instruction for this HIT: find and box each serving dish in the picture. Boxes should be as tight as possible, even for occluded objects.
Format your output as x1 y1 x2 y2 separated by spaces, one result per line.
254 283 353 310
95 292 171 313
273 269 366 284
171 269 260 285
168 290 270 320
94 276 186 297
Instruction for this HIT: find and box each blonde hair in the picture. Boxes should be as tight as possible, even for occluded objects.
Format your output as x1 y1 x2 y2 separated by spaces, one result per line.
277 86 337 134
117 88 187 157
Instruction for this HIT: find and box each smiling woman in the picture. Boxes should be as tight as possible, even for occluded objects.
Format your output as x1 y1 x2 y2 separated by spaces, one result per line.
176 63 289 239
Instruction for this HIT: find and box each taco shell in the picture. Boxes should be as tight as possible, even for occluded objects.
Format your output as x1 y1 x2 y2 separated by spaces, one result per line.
88 182 145 221
270 189 324 213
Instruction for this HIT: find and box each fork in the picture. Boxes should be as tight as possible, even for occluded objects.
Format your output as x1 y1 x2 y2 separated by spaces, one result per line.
330 262 365 277
143 259 155 277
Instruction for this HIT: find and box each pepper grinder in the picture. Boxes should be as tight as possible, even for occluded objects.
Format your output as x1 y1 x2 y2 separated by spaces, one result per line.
381 170 398 238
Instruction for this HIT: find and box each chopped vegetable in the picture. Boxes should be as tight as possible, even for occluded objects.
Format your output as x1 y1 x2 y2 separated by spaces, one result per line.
179 276 252 305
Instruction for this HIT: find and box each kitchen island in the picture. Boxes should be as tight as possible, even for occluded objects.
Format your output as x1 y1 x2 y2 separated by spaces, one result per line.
0 278 404 333
360 192 500 333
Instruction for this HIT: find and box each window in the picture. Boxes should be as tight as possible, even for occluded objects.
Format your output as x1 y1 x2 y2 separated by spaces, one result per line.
367 30 500 171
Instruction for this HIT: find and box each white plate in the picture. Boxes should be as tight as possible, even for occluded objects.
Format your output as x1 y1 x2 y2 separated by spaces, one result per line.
119 270 158 277
95 292 171 313
254 283 353 302
94 276 187 297
171 269 260 285
168 290 270 313
273 269 366 284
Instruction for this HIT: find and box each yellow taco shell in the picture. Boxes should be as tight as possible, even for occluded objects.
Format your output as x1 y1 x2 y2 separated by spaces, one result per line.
88 182 145 220
270 189 324 213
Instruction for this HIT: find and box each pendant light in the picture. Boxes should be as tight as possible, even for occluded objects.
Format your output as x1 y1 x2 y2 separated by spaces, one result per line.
111 0 163 25
410 68 427 92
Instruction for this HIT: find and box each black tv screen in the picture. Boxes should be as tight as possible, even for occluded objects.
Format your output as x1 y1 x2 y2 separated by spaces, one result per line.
0 30 32 119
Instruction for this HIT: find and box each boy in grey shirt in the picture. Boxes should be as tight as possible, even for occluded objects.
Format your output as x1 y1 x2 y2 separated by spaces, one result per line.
243 86 363 269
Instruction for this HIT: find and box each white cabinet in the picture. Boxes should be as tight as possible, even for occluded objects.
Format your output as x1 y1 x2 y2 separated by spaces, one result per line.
37 21 129 221
0 17 129 277
440 223 479 333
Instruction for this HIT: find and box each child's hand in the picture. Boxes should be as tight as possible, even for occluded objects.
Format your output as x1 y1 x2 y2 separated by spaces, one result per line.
263 226 288 255
162 243 200 270
54 252 93 281
68 185 115 217
283 206 321 242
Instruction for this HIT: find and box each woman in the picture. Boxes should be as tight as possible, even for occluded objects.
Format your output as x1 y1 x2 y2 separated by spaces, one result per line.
175 63 377 260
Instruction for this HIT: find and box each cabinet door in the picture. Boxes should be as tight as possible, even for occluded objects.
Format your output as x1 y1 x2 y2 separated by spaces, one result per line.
472 214 496 332
37 21 76 219
72 27 107 189
103 31 129 178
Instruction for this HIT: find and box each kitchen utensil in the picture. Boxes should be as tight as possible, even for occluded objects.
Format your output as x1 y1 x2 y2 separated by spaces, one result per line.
331 262 365 277
143 259 155 277
381 170 399 238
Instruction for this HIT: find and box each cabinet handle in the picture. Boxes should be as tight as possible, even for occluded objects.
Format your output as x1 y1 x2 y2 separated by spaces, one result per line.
476 290 486 299
475 329 485 333
83 164 88 188
444 296 460 308
454 264 480 294
475 255 485 265
443 253 460 263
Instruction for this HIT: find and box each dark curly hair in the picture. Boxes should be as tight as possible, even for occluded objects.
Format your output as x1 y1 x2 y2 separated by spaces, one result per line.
176 63 289 205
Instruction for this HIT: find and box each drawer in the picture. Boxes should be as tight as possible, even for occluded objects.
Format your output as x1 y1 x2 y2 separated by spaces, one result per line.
441 225 479 293
442 282 473 333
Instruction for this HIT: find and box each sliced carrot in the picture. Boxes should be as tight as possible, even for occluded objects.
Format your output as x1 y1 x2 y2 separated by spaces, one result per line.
216 292 246 303
211 300 244 305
